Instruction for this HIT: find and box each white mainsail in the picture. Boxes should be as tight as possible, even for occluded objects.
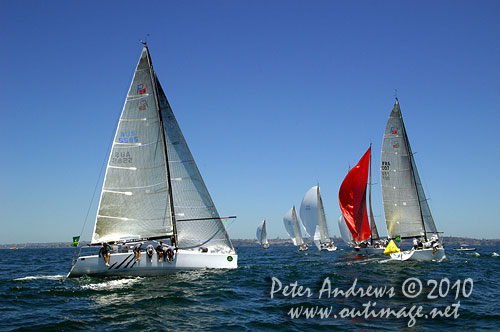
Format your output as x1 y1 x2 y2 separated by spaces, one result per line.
283 207 304 246
256 220 269 246
316 186 331 243
92 47 172 244
300 186 331 244
380 99 438 239
91 46 234 253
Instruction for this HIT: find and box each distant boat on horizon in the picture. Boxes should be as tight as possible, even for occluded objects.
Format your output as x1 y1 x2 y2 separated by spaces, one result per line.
283 206 308 251
256 220 270 249
453 244 477 252
300 186 336 251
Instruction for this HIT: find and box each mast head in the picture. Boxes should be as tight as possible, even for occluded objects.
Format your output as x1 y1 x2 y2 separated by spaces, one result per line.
392 97 401 113
140 34 150 47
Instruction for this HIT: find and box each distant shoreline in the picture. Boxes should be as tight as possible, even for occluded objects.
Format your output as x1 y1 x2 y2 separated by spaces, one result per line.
1 236 499 249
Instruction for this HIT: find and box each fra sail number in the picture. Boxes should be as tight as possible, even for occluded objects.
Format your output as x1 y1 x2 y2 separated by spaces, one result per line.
381 161 390 180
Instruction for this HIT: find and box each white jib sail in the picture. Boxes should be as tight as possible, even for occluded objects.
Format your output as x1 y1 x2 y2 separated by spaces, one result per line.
338 215 354 246
313 225 321 251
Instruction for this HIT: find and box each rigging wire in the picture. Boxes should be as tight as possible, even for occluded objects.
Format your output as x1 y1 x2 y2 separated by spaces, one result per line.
71 108 122 265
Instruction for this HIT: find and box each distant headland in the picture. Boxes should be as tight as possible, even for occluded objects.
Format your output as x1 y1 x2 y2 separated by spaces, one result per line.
1 236 499 249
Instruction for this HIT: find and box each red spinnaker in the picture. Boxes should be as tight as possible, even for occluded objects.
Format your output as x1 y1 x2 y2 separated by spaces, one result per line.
339 147 371 242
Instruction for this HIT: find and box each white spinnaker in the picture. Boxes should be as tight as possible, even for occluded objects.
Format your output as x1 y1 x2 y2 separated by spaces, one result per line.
338 215 354 246
381 100 425 239
92 47 172 244
300 186 320 240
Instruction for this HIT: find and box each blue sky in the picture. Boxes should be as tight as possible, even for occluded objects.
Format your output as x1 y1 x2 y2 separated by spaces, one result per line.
1 1 499 244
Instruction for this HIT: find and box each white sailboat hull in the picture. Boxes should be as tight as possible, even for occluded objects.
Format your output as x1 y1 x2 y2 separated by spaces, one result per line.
320 243 337 251
355 247 385 255
390 248 445 262
68 250 237 277
322 247 337 252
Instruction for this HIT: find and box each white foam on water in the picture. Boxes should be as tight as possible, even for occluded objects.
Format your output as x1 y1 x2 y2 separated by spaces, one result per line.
492 252 499 257
14 275 66 281
81 277 142 291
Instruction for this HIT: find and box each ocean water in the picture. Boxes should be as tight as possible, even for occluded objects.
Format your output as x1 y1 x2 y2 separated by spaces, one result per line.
1 245 499 331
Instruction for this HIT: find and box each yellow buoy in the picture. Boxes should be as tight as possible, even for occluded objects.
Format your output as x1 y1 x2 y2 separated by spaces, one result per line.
384 240 400 255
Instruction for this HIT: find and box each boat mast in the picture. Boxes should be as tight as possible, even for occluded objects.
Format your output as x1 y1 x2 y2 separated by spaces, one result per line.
397 99 428 241
369 144 373 245
144 43 179 248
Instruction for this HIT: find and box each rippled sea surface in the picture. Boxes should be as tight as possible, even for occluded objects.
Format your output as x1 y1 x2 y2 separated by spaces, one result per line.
1 245 499 331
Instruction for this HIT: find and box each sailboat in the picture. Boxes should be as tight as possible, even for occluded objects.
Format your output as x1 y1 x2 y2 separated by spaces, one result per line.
380 99 445 261
256 220 270 249
339 147 385 254
300 186 336 251
283 206 308 251
68 45 237 277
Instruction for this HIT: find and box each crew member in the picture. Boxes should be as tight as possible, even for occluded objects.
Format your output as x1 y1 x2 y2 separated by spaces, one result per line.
133 242 143 261
99 242 111 266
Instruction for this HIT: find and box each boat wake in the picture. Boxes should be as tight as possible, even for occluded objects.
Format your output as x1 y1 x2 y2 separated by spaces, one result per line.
80 277 143 291
14 274 66 281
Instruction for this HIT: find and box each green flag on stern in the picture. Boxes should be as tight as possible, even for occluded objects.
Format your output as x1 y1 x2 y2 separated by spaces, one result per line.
71 236 80 247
